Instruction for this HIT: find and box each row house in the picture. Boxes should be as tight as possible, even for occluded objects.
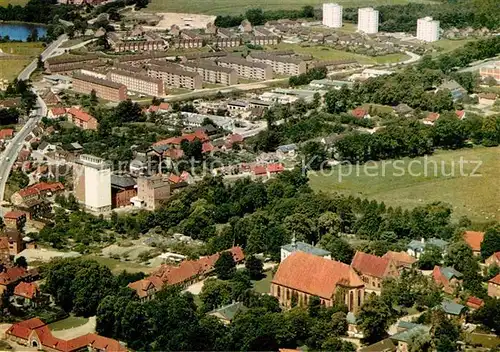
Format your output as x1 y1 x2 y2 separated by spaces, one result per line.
180 61 238 86
147 64 203 90
311 58 360 72
217 55 273 80
247 52 307 75
11 182 64 207
181 51 228 62
115 52 173 66
107 32 165 52
247 35 280 46
107 69 165 96
212 37 241 48
66 107 99 130
170 38 203 49
72 72 128 102
270 251 365 313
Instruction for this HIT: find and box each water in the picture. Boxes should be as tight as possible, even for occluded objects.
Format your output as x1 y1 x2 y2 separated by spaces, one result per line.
0 23 47 41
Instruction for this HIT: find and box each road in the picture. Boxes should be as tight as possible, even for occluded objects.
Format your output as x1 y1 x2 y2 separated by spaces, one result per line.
0 35 67 217
459 56 500 73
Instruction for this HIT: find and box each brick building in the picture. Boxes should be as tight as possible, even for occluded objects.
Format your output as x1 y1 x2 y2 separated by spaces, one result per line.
111 175 137 209
107 32 165 53
180 61 238 86
216 56 273 80
72 72 128 102
107 69 165 96
66 108 99 130
488 274 500 298
147 64 203 90
136 174 171 211
44 54 100 74
271 251 365 312
351 251 399 294
1 229 24 256
3 211 27 230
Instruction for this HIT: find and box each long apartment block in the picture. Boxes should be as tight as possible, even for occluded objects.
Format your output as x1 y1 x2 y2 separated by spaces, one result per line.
246 52 307 76
179 60 238 86
107 69 165 97
147 63 203 90
216 56 273 80
72 71 128 102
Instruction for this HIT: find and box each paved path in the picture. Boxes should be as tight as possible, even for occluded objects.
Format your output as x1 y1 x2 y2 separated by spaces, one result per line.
51 317 96 340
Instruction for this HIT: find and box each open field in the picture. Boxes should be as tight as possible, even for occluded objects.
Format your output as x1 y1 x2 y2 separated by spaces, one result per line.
252 270 273 294
49 316 89 331
0 42 43 81
84 255 154 274
431 38 476 55
309 147 500 223
266 43 409 64
466 333 500 349
0 0 29 5
145 0 437 15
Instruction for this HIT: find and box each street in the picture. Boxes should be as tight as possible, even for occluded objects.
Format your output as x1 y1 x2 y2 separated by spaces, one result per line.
0 35 67 217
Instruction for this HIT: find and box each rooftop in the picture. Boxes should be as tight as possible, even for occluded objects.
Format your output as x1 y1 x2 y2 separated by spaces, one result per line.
281 241 331 257
73 72 125 90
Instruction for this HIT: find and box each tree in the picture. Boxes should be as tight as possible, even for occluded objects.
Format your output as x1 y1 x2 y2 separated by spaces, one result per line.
245 255 264 280
245 8 265 25
431 309 460 352
321 337 356 352
14 256 28 268
214 251 236 280
445 240 477 273
316 211 341 236
318 234 354 264
358 296 395 343
418 244 443 270
472 297 500 333
199 278 232 312
481 225 500 260
301 141 328 171
331 311 348 336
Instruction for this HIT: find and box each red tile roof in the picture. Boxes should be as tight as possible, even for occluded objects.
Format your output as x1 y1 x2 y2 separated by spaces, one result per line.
489 274 500 285
163 148 184 160
202 142 214 153
159 102 170 110
466 296 484 309
67 108 95 123
267 163 284 173
168 174 182 184
425 112 440 122
382 251 417 267
6 318 45 340
463 231 484 252
252 165 267 175
455 110 465 119
351 107 367 119
18 182 65 198
272 251 364 300
154 130 209 146
488 252 500 262
50 107 67 116
0 128 14 139
228 133 243 143
0 267 28 285
351 251 391 278
14 281 39 300
4 210 26 220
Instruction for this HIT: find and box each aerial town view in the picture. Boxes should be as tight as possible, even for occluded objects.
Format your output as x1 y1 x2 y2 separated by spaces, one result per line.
0 0 499 350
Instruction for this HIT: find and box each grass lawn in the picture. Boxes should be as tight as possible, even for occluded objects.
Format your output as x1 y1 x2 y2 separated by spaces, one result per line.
309 146 500 223
145 0 436 15
252 270 273 294
466 333 500 349
84 255 153 274
0 0 29 5
265 43 409 65
431 38 476 55
48 315 89 331
0 42 44 81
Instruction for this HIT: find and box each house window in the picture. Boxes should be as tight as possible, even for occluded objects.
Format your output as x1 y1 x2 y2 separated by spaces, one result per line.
358 290 362 307
277 286 281 298
349 291 354 311
286 289 290 300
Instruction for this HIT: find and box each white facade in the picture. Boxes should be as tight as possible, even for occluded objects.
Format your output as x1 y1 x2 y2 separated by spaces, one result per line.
357 7 379 34
77 155 111 213
416 17 440 42
322 3 343 28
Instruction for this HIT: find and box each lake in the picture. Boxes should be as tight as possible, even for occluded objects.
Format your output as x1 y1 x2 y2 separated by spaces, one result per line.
0 23 47 41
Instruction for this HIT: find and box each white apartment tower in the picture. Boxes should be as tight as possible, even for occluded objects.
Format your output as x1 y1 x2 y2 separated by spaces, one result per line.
322 3 343 28
73 154 112 213
416 16 440 42
357 7 379 34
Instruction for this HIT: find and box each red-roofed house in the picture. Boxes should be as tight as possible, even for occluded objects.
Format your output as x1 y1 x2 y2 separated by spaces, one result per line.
66 108 99 130
0 229 24 256
158 102 170 112
488 274 500 298
455 110 466 120
463 230 484 256
3 211 27 230
486 252 500 267
271 251 365 312
128 247 244 302
153 130 209 147
423 112 440 125
11 182 65 207
252 163 284 178
432 266 463 294
6 318 127 351
351 251 398 294
351 107 369 119
465 296 484 310
0 128 14 141
202 141 215 153
382 251 417 270
48 107 67 119
13 282 40 307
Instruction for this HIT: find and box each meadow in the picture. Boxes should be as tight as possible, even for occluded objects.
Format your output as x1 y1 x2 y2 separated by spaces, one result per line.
309 147 500 223
0 42 43 81
0 0 29 6
145 0 437 15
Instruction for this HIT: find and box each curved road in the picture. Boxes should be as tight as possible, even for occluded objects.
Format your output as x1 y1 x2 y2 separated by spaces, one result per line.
0 35 67 217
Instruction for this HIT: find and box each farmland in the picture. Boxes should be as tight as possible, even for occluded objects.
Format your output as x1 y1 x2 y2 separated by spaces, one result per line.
309 147 500 223
145 0 438 15
0 42 44 81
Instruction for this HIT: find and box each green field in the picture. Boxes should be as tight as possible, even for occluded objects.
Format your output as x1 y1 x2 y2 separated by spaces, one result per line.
431 38 477 55
266 43 409 65
0 42 44 81
84 255 154 274
251 270 273 294
466 333 500 349
145 0 436 15
309 147 500 223
48 315 89 331
0 0 29 5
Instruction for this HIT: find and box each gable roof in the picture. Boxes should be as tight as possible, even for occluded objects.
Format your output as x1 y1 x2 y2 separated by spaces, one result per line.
208 301 246 321
351 251 392 278
489 273 500 285
466 296 484 309
67 108 96 123
463 230 484 252
382 251 416 267
272 251 364 300
14 281 39 299
281 241 331 257
440 299 466 315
